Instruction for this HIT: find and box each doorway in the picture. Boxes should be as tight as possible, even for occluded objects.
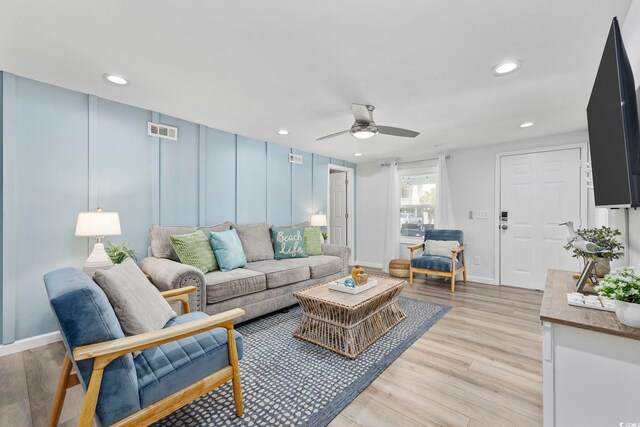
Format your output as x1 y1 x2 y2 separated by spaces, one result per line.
327 165 354 257
497 146 586 289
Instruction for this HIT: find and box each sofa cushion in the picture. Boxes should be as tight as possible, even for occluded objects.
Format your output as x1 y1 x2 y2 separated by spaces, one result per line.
244 259 311 289
209 229 247 272
205 269 266 304
170 231 218 273
134 311 244 408
197 221 232 237
93 258 177 337
271 227 308 260
232 222 274 263
303 227 324 256
285 255 342 278
150 225 197 261
411 255 461 272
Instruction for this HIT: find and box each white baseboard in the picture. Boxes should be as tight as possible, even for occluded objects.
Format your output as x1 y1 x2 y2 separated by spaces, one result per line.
351 261 384 269
467 275 496 285
0 331 62 357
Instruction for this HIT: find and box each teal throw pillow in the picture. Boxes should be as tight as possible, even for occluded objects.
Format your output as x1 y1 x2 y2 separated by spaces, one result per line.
303 227 324 256
209 229 247 272
272 227 308 260
170 231 218 273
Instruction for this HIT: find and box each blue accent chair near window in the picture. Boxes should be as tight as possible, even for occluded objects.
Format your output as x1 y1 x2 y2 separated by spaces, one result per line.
43 267 245 427
408 229 467 292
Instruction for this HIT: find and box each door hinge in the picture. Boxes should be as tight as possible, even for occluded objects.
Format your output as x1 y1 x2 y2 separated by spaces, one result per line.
345 213 350 219
345 179 349 185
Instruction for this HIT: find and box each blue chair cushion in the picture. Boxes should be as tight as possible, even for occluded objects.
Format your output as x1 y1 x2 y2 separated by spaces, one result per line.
134 311 244 408
44 268 140 426
411 255 461 272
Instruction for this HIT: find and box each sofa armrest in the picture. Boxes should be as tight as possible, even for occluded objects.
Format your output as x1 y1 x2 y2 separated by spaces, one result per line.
140 257 205 312
322 244 352 276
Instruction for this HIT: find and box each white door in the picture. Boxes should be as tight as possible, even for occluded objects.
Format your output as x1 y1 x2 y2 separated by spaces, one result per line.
329 171 348 246
500 148 582 289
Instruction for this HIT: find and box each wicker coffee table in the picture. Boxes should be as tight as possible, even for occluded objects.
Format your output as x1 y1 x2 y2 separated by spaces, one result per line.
293 275 406 359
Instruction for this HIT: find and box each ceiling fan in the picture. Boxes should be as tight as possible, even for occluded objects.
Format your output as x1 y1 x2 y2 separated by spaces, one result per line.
317 104 420 141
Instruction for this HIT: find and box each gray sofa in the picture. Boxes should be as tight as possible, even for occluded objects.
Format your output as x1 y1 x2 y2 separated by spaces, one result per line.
140 221 351 323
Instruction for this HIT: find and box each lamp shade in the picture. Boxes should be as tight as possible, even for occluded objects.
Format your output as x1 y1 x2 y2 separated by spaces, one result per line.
75 211 121 237
310 213 328 227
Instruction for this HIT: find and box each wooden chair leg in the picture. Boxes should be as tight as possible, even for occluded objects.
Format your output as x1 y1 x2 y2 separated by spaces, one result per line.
451 273 456 293
409 268 414 287
48 353 73 427
462 252 467 283
226 328 243 417
79 368 104 427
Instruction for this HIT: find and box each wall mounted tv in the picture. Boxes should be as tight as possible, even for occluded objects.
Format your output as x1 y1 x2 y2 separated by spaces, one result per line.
587 17 640 208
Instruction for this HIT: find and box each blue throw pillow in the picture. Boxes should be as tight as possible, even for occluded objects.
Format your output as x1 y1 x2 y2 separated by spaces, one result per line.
272 227 308 260
209 229 247 272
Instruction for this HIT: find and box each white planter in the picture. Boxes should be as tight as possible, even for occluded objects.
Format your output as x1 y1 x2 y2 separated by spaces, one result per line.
615 301 640 328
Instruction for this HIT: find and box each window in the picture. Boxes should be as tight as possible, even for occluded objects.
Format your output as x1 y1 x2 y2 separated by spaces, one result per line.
400 172 436 237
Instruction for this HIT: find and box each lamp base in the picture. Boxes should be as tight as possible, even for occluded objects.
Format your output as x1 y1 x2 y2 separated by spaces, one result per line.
83 242 114 275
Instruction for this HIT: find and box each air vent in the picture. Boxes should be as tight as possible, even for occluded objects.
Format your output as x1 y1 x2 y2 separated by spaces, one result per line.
148 122 178 141
289 153 303 164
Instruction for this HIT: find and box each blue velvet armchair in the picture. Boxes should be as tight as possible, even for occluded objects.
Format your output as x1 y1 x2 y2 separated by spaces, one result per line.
408 229 467 292
44 267 245 427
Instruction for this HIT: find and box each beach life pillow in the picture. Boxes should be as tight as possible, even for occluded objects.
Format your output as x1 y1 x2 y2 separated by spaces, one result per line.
272 227 308 260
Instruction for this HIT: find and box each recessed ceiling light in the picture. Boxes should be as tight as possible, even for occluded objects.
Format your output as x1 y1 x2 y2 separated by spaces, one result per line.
277 129 289 135
519 122 534 128
354 153 363 157
434 144 442 148
492 61 521 76
102 73 129 86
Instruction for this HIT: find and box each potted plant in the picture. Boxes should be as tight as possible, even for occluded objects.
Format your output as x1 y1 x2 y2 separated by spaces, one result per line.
321 232 328 243
105 241 137 264
594 267 640 328
563 226 624 277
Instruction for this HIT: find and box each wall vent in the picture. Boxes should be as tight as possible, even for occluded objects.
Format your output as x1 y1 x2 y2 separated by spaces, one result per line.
148 122 178 141
289 153 303 164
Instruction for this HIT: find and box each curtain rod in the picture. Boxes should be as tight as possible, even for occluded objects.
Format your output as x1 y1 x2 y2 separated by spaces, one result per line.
380 154 450 167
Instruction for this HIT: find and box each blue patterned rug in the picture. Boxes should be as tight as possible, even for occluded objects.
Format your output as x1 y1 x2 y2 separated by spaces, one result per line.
155 296 450 427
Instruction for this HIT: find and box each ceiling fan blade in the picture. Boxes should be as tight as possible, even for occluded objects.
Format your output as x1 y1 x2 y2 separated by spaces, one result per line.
316 130 351 141
377 126 420 138
352 104 373 123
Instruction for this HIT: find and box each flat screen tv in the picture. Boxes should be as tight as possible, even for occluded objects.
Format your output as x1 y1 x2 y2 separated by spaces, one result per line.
587 17 640 208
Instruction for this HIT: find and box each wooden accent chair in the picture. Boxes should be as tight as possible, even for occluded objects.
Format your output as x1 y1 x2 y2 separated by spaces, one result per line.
408 229 467 292
44 267 244 427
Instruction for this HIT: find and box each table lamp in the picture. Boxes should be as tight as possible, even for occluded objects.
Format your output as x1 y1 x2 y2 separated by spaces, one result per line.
310 212 328 227
75 208 121 274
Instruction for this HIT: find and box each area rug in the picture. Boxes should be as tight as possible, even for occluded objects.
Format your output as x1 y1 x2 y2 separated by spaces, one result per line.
155 296 450 427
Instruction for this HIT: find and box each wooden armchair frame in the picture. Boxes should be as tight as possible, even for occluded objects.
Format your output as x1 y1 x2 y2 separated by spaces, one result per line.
408 243 467 292
48 286 245 427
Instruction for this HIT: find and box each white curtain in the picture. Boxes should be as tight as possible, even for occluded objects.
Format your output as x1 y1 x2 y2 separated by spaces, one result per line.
382 162 400 272
435 155 455 229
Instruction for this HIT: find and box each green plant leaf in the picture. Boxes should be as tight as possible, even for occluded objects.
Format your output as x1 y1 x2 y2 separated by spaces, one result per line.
105 241 137 264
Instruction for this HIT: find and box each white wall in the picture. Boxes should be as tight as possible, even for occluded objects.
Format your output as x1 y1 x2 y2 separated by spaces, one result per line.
355 129 588 283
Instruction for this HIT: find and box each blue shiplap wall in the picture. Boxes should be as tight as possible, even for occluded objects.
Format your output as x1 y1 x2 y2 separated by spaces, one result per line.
0 72 355 342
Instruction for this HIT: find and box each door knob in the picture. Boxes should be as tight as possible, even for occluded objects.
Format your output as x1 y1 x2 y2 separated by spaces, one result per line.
501 224 508 230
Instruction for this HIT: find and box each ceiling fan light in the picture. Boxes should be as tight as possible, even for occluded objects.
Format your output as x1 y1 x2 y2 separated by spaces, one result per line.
353 131 376 139
350 124 378 139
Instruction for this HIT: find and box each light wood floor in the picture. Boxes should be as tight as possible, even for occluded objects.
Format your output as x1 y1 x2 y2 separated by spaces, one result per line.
0 274 543 427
